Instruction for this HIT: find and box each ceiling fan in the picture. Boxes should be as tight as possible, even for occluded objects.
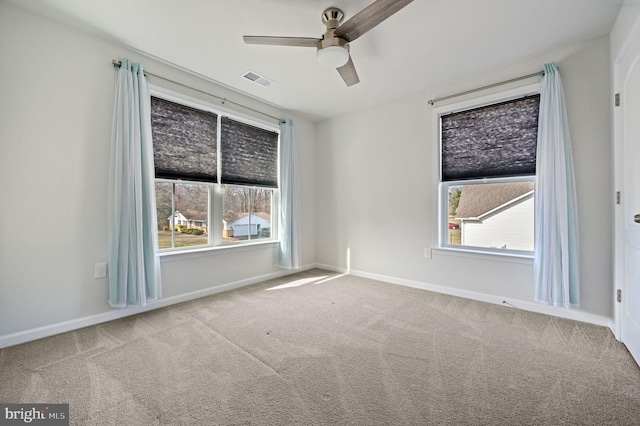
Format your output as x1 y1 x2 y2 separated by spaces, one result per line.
243 0 414 87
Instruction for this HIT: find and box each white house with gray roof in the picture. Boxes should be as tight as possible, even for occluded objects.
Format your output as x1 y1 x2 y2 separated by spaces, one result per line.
168 210 208 231
455 182 534 251
230 212 271 238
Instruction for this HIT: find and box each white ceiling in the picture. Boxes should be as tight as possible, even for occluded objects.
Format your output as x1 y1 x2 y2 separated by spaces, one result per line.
7 0 623 122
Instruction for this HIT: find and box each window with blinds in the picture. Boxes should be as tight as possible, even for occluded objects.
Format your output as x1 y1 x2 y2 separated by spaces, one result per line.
151 97 218 182
440 95 540 181
150 95 279 250
439 93 539 255
220 117 278 188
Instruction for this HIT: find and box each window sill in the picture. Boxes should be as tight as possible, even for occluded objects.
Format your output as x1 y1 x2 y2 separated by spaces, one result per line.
433 246 534 265
159 240 279 262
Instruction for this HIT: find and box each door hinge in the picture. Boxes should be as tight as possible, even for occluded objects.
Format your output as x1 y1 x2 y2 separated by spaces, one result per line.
615 93 621 107
616 191 621 205
617 289 622 303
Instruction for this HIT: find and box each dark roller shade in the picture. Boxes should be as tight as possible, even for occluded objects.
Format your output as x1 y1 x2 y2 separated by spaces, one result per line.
441 95 540 181
221 117 279 188
150 97 218 183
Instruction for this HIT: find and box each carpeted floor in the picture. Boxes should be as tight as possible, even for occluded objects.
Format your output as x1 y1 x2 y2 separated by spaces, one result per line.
1 269 639 425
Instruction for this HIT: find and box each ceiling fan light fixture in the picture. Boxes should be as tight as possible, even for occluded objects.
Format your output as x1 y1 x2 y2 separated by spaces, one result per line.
243 1 416 86
317 45 349 68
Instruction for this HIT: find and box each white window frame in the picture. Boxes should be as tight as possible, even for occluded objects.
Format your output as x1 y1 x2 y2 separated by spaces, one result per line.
150 86 280 254
433 83 540 259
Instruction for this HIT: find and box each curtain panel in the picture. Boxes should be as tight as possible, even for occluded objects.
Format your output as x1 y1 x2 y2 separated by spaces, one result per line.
276 119 301 269
534 62 580 308
108 59 162 308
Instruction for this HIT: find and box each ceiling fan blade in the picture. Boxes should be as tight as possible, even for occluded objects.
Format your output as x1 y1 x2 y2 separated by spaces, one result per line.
334 0 414 42
243 36 320 48
337 56 360 86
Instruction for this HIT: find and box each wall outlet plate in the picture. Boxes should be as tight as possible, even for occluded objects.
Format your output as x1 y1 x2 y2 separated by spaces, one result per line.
94 262 107 279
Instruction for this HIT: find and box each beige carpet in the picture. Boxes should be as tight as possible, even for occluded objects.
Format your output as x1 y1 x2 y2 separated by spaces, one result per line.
1 269 639 425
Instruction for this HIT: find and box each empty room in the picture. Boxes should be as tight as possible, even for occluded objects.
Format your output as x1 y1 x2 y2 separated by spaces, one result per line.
1 0 639 424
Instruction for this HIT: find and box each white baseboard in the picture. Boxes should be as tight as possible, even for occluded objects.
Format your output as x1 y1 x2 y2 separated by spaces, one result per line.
315 263 614 330
1 263 615 348
0 264 316 349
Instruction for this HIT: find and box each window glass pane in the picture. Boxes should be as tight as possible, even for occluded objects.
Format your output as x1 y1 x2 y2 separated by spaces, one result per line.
252 188 272 240
447 181 534 252
156 181 209 249
156 182 174 249
223 186 272 242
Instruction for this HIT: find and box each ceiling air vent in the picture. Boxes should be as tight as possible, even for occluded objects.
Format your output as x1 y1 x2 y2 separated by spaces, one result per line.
242 70 274 88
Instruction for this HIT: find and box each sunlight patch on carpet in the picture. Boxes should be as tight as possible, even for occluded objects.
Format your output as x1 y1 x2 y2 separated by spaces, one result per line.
266 276 329 291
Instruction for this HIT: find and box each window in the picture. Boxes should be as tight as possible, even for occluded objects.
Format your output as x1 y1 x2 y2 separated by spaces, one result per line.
438 91 539 255
150 95 279 251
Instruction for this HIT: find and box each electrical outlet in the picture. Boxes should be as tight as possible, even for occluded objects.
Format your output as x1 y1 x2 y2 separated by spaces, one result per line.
424 248 432 259
94 262 107 279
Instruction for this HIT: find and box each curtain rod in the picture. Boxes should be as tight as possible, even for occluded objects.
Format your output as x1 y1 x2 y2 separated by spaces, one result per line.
112 60 284 123
428 70 545 106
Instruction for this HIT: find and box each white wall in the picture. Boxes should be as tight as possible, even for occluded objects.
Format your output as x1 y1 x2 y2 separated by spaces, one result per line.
0 2 317 342
317 37 614 320
611 0 640 58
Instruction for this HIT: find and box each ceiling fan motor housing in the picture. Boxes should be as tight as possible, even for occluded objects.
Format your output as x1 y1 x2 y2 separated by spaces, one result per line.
317 7 350 68
322 7 344 30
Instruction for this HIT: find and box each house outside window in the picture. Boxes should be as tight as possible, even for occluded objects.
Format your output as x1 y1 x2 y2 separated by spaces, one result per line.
150 94 278 251
437 85 540 256
222 186 273 242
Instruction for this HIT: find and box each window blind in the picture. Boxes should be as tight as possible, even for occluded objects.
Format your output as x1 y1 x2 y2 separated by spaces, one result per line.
221 117 279 188
150 97 218 183
441 95 540 181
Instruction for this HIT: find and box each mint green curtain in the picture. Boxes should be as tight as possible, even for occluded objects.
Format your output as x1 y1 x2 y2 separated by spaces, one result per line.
534 63 579 308
276 119 301 269
108 59 162 307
